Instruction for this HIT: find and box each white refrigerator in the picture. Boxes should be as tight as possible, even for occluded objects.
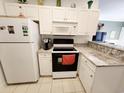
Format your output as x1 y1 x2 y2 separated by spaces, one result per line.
0 17 40 84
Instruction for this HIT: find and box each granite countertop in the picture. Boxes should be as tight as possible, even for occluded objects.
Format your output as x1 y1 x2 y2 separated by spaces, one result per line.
38 45 124 67
89 41 124 51
75 46 124 67
38 47 53 53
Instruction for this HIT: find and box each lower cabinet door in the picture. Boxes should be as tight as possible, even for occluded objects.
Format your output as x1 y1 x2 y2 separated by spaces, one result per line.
39 58 52 76
79 61 94 93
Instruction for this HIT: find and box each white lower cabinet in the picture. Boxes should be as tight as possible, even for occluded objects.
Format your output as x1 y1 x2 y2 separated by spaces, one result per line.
79 56 95 93
38 52 52 76
79 54 124 93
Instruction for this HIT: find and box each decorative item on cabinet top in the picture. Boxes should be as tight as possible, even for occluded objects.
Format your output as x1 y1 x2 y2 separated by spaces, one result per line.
18 0 28 4
37 0 44 5
87 0 93 9
56 0 61 7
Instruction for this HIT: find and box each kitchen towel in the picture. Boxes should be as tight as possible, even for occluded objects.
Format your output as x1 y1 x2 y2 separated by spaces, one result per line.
62 54 75 65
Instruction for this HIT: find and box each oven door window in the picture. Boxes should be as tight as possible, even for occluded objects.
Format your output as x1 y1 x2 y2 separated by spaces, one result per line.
52 53 79 72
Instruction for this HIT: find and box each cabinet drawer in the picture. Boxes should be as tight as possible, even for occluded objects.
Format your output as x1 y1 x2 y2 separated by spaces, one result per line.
81 55 96 72
39 53 51 58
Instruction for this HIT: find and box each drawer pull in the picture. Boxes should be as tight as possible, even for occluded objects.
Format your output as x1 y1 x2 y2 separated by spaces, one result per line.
19 6 22 8
90 75 93 78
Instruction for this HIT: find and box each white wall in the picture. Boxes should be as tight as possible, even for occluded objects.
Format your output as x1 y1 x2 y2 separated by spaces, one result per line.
99 0 124 21
99 21 124 40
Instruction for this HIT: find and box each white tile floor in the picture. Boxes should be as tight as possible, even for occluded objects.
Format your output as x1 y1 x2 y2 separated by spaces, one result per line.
0 77 85 93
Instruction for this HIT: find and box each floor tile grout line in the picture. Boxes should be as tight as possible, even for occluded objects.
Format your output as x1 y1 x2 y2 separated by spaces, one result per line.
61 79 64 93
37 81 43 93
12 85 17 93
25 84 30 93
2 77 86 93
50 78 53 93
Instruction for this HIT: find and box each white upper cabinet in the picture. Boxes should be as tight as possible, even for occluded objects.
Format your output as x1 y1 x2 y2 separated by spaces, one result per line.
77 10 89 35
24 5 39 20
53 8 66 21
5 3 39 20
52 7 77 22
67 9 77 22
77 10 99 35
0 1 6 16
5 3 26 16
39 6 52 34
4 3 99 35
87 10 99 35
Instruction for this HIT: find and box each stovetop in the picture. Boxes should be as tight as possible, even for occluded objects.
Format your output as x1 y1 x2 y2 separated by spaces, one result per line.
53 47 77 51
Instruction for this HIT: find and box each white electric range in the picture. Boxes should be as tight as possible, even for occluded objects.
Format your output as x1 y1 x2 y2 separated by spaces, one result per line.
52 39 79 78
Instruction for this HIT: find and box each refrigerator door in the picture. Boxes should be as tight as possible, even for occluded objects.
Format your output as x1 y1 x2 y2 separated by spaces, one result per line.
0 43 39 84
0 17 33 42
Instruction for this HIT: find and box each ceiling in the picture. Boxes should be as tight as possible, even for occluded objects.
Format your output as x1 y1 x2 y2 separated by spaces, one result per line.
99 0 124 21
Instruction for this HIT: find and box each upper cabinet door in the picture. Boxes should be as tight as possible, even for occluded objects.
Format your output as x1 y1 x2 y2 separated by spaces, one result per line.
39 7 52 34
5 3 26 16
5 3 39 20
87 10 99 35
66 9 77 22
77 10 88 35
52 8 77 22
0 1 5 16
25 5 39 20
52 8 66 21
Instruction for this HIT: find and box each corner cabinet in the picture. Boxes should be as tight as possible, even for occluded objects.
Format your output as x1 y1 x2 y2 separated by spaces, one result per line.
79 54 124 93
87 10 99 35
77 10 99 35
77 10 88 35
39 6 52 34
5 3 39 20
38 52 52 76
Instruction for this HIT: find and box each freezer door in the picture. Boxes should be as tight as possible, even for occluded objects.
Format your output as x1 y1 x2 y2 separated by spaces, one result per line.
0 43 39 84
0 17 33 42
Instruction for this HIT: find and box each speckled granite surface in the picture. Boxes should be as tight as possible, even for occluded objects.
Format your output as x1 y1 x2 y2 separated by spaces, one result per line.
88 41 124 59
75 46 124 67
38 43 124 67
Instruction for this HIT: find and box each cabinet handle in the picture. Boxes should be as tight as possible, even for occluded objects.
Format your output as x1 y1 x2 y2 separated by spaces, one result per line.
73 26 76 28
19 6 22 8
64 18 67 20
90 75 93 78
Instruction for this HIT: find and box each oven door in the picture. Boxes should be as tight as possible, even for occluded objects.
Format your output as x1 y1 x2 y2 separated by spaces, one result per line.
52 52 79 72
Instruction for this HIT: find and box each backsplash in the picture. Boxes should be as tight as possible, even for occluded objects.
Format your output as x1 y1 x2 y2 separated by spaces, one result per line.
88 41 124 60
41 35 91 44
